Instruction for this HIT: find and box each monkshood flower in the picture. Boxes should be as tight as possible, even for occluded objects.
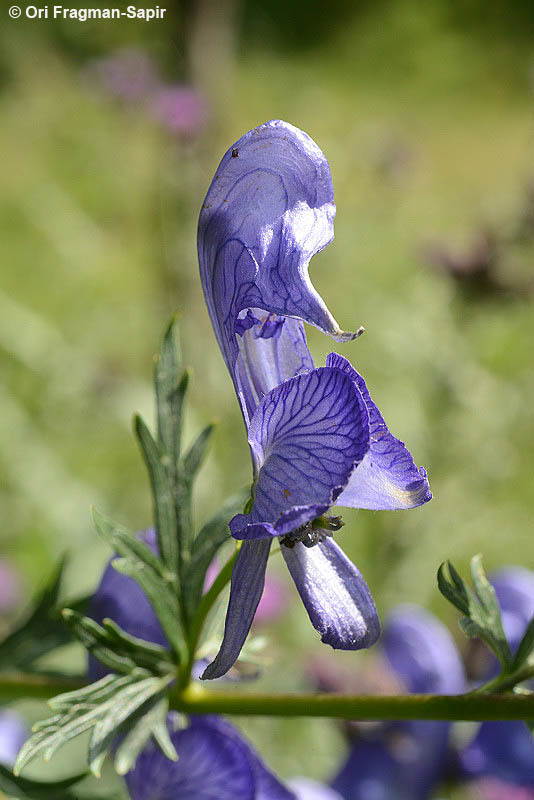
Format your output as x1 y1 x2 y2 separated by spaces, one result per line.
471 778 534 800
289 778 343 800
461 721 534 790
459 568 534 792
125 714 295 800
330 605 465 800
198 119 431 679
491 567 534 656
0 710 28 767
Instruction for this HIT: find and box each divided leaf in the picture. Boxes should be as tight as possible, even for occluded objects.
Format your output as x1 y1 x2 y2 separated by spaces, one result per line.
14 672 174 779
438 555 511 669
134 414 179 581
62 610 173 676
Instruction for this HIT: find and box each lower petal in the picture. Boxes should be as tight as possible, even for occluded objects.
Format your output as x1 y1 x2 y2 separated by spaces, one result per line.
282 538 380 650
202 539 271 680
327 353 432 511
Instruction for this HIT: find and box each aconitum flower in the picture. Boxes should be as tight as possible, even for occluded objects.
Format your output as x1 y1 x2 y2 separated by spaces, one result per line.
490 568 534 656
198 120 431 679
125 714 294 800
0 710 28 767
331 605 465 800
459 568 534 791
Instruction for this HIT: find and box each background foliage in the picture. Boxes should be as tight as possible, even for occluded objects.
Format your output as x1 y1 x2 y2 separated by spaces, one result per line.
1 0 533 794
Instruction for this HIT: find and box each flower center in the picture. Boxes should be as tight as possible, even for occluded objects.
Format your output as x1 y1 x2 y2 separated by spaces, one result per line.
280 515 344 549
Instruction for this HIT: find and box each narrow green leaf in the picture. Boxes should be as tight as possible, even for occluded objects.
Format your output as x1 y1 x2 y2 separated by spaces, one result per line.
101 618 172 665
49 674 133 711
154 317 184 462
92 508 165 577
88 676 168 776
470 554 511 667
437 562 469 616
61 610 138 675
513 617 534 671
113 695 177 775
134 414 179 578
112 558 183 660
182 423 215 480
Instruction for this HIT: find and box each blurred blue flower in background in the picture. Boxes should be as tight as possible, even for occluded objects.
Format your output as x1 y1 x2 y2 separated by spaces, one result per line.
0 710 28 768
198 120 431 679
314 604 465 800
459 568 534 794
125 714 294 800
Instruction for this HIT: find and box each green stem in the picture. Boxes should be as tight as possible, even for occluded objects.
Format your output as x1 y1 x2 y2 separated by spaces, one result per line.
178 548 239 689
170 684 534 722
0 673 84 703
1 673 534 721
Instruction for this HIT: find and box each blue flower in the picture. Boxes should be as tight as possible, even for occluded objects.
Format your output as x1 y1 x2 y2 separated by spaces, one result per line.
198 120 431 679
125 714 295 800
330 605 465 800
0 710 28 768
459 567 534 790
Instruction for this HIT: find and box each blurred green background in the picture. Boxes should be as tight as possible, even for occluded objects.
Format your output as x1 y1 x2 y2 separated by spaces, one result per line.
1 0 533 794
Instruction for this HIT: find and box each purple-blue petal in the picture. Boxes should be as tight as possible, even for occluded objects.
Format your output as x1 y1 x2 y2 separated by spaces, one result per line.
490 568 534 655
331 723 450 800
383 605 465 695
235 314 314 420
198 120 357 424
125 715 293 800
187 717 295 800
87 529 168 681
289 778 343 800
202 539 271 680
230 367 370 540
326 354 432 511
460 721 534 787
0 710 28 767
125 715 255 800
282 539 380 650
